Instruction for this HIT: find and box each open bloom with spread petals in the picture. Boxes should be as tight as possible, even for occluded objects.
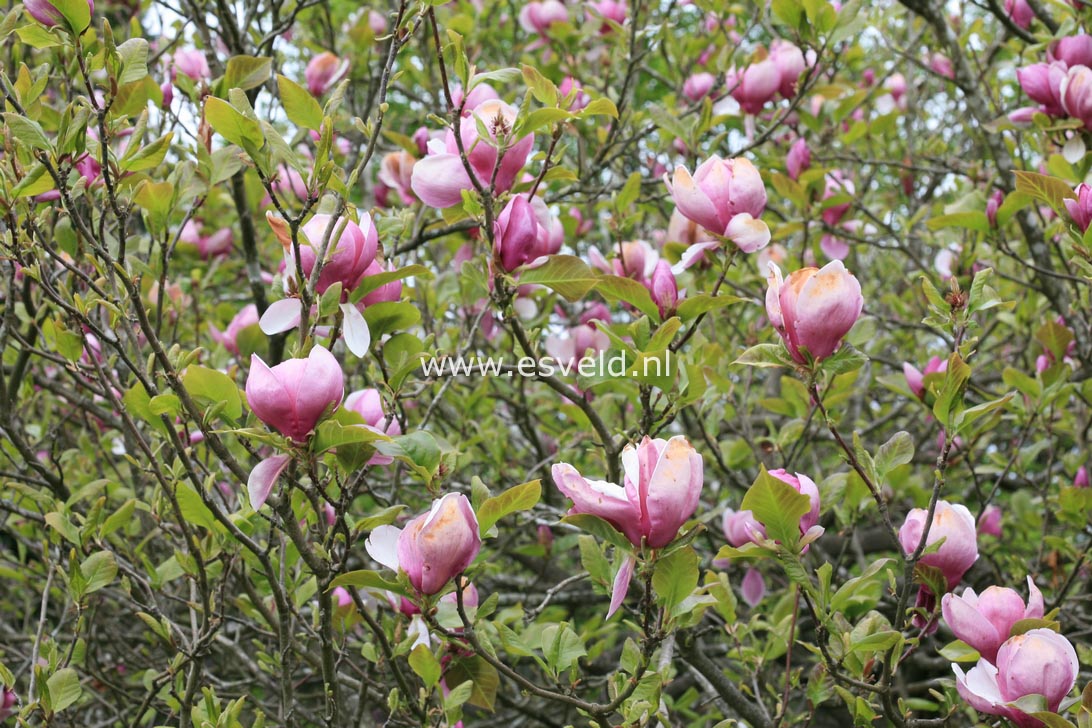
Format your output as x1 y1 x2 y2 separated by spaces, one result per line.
552 436 703 616
210 304 259 356
766 260 864 363
246 346 344 444
365 493 481 596
666 156 770 252
25 0 93 27
411 100 535 209
942 577 1043 662
305 52 349 96
260 212 379 356
553 436 703 550
899 501 978 588
953 629 1078 728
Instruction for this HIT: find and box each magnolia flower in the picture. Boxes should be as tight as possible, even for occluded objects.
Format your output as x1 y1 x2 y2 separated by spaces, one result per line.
1065 182 1092 232
941 576 1043 662
366 493 482 595
410 100 535 208
305 52 349 96
209 304 259 356
260 212 379 356
766 260 864 363
552 436 703 616
178 219 233 259
899 501 978 588
903 356 948 400
1062 65 1092 130
666 156 770 252
953 629 1078 728
172 48 211 82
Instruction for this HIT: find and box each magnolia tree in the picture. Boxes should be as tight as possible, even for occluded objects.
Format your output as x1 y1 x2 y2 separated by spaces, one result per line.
3 0 1092 725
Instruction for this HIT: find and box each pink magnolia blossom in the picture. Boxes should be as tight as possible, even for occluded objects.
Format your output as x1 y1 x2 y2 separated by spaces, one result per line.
172 49 211 82
1062 65 1092 129
986 189 1003 227
305 52 349 97
245 346 344 444
1017 62 1067 117
722 469 821 548
559 76 591 110
646 260 679 318
765 260 864 363
588 0 627 31
953 629 1078 728
410 100 535 208
365 493 482 595
553 436 703 617
728 60 780 114
898 501 979 589
210 304 259 355
1004 0 1034 28
518 0 568 36
786 137 810 180
770 40 807 98
0 685 15 721
1065 182 1092 231
178 219 233 259
588 240 659 283
359 259 403 307
683 72 717 102
494 196 546 272
344 388 402 465
978 505 1003 538
903 355 948 400
930 53 954 79
377 151 416 204
941 576 1043 662
666 156 770 252
1051 34 1092 68
1075 466 1089 488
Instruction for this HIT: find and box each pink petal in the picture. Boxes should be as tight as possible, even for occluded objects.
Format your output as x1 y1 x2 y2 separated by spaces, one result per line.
410 153 473 209
671 242 721 275
248 454 291 510
670 165 722 234
741 567 766 607
259 298 303 335
608 552 636 618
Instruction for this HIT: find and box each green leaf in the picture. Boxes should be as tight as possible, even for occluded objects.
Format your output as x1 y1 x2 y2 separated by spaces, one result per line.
477 480 541 534
328 569 406 595
392 431 442 473
734 343 791 368
223 55 272 91
652 545 699 612
932 353 972 427
675 294 744 322
848 630 901 654
518 255 599 302
363 301 421 338
277 74 323 130
1013 170 1075 215
561 513 632 551
740 466 810 549
120 131 172 172
521 64 557 105
4 112 51 150
350 264 431 303
443 656 499 711
409 644 442 687
938 639 980 663
176 483 218 531
182 365 243 421
53 0 91 32
204 96 264 151
1011 617 1061 635
580 97 618 118
874 431 914 477
80 551 117 595
540 622 586 673
595 275 661 320
46 668 82 712
926 212 989 233
519 107 571 137
1036 319 1074 361
116 38 150 85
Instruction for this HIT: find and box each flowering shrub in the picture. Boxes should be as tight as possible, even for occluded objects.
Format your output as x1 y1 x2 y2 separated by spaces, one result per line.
2 0 1092 726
